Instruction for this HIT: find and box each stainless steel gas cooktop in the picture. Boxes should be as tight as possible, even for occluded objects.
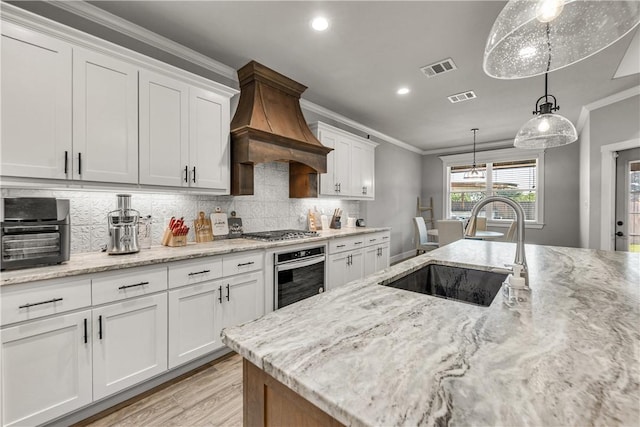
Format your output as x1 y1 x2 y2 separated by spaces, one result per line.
242 230 318 242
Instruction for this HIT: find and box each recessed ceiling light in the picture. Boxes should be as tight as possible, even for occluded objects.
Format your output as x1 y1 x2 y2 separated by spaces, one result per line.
397 87 410 95
311 16 329 31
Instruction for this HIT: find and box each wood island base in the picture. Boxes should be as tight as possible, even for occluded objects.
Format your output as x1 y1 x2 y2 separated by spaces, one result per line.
243 358 344 427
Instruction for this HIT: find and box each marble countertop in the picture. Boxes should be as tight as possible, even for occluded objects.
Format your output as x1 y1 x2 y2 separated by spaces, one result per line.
1 227 389 286
222 240 640 426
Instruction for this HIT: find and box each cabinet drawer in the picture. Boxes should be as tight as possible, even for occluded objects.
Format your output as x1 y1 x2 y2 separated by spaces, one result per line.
1 277 91 326
364 231 391 246
92 266 167 306
222 251 263 276
168 257 223 289
329 236 366 254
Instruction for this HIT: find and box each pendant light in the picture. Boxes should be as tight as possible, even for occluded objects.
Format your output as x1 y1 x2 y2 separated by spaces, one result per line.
464 128 485 180
484 0 640 79
514 23 577 149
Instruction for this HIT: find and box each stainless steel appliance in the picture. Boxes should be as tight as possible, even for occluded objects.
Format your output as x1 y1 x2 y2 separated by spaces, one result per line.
107 194 140 255
1 197 70 270
243 229 318 242
274 246 325 309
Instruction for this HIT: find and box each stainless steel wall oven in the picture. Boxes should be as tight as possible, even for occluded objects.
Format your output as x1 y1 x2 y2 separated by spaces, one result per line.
274 246 325 309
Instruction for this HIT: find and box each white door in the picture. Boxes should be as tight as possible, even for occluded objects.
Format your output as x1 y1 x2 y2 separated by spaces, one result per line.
615 148 640 252
189 87 230 191
139 70 189 187
92 293 168 400
221 272 263 329
168 281 224 369
318 129 338 195
1 310 92 427
334 137 352 196
73 49 138 183
1 23 72 180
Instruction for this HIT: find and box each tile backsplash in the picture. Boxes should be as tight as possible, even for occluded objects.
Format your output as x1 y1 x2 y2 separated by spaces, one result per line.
1 162 360 254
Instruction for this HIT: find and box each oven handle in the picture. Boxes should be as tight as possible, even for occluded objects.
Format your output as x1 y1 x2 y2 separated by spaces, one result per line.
275 255 325 272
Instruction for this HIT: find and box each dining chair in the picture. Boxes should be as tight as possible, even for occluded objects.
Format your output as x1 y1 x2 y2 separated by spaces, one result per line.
504 221 517 242
413 217 439 255
437 220 464 247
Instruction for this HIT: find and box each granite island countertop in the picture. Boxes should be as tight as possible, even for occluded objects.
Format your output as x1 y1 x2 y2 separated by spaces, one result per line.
1 227 390 286
222 240 640 426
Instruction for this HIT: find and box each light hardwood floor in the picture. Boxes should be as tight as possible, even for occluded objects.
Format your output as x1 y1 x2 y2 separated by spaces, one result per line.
79 353 243 427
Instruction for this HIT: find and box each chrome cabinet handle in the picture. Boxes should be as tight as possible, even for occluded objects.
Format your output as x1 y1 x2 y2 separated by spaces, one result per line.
118 281 149 290
19 297 63 309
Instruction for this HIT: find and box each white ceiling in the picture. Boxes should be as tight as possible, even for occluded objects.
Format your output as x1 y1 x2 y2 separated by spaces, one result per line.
86 0 639 152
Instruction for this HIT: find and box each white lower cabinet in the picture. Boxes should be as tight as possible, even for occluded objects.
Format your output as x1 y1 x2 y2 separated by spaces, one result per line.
327 250 364 290
220 271 263 328
168 281 224 369
1 310 92 427
364 243 390 277
92 293 168 401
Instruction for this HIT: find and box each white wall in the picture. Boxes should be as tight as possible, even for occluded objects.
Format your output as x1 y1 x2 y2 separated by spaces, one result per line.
583 94 640 249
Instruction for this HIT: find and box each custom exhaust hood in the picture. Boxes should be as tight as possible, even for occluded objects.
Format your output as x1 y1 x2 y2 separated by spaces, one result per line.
230 61 332 198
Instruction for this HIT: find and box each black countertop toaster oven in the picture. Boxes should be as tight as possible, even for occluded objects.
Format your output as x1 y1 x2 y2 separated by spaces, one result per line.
1 197 70 270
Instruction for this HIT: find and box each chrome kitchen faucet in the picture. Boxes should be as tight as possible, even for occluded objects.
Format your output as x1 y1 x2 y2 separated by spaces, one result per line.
465 196 529 300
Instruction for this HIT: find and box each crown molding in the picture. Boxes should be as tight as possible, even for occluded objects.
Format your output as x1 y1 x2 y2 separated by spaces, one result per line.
48 0 238 81
576 85 640 133
422 139 514 156
300 99 423 154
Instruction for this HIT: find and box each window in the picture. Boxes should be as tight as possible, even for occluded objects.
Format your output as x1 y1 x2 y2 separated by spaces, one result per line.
440 148 545 227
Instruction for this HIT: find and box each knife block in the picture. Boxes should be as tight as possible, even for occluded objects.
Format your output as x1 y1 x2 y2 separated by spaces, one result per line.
162 228 187 247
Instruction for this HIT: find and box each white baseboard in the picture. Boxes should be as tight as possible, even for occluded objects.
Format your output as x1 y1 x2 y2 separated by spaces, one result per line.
390 250 417 265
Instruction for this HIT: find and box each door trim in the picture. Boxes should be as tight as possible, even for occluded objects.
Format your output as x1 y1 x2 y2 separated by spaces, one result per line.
600 138 640 250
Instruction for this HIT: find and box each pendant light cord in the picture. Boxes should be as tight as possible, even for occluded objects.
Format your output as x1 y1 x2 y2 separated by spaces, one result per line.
472 128 478 166
545 22 552 103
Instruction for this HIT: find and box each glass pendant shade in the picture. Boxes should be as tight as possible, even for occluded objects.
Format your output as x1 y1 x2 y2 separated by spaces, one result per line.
514 113 577 148
484 0 640 79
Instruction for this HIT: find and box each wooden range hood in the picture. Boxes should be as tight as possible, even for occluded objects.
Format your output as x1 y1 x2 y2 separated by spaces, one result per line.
230 61 332 197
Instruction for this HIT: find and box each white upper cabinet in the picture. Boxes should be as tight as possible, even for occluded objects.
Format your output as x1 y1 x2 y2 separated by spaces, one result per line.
139 71 231 192
189 87 230 192
73 49 139 183
1 22 72 180
311 122 377 199
139 70 190 187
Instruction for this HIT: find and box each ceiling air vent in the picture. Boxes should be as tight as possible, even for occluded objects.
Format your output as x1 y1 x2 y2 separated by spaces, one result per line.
447 90 477 104
420 58 457 78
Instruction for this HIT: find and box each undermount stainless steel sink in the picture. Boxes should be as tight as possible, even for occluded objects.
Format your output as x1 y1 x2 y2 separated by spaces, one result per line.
382 263 507 307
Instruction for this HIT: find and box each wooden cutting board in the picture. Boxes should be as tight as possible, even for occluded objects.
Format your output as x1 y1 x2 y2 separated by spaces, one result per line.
210 212 229 239
194 211 213 242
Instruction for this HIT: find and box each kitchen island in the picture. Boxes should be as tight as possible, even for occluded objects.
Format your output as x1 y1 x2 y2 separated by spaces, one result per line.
222 240 640 426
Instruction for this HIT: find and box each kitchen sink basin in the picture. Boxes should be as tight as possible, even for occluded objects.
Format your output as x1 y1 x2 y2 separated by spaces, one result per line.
382 263 507 307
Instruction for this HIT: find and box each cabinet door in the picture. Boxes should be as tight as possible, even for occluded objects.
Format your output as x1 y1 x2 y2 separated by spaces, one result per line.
327 252 349 290
189 87 230 191
73 49 138 183
221 272 263 329
361 143 375 199
1 23 72 180
1 310 92 427
318 129 338 195
347 250 365 284
139 70 189 186
334 137 352 196
378 243 390 271
92 293 168 400
351 140 365 197
168 281 224 369
363 245 379 277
